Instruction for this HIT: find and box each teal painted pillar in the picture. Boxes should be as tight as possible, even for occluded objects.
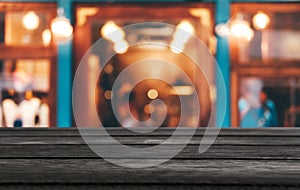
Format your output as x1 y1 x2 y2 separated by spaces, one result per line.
215 0 231 127
57 0 72 127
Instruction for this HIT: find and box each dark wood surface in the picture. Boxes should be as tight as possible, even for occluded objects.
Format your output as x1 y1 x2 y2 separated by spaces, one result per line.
1 127 300 189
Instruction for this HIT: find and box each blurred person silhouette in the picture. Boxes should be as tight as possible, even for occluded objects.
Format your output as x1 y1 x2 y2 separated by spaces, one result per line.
238 78 278 127
260 87 278 127
2 68 49 127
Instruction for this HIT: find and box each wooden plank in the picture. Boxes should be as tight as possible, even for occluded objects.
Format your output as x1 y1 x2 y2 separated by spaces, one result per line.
1 184 298 190
1 184 299 190
0 159 300 186
0 128 299 189
0 144 300 159
1 128 300 137
0 136 300 145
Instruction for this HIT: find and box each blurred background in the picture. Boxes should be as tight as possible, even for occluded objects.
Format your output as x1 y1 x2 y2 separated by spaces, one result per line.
0 1 300 128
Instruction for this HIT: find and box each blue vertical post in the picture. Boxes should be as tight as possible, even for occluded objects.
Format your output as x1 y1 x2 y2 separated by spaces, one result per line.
57 0 72 127
215 0 231 127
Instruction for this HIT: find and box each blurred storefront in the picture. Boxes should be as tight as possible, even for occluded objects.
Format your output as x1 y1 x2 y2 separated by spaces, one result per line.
0 0 299 127
229 3 300 127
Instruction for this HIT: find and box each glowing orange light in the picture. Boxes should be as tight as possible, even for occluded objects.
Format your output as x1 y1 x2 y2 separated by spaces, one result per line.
147 89 159 100
230 20 254 41
51 17 73 40
42 29 52 46
22 11 39 30
253 11 270 30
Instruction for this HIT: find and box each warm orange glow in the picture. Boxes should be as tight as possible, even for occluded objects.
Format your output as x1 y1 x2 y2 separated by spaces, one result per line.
147 89 159 99
169 86 194 95
113 40 129 54
22 11 39 30
100 21 125 42
189 8 211 29
144 104 155 114
170 40 185 54
104 64 114 74
215 23 230 37
101 21 128 54
173 20 194 44
42 29 52 46
170 20 194 53
76 8 98 26
177 20 195 35
209 85 216 103
230 20 254 41
253 11 270 30
51 17 73 40
104 90 113 100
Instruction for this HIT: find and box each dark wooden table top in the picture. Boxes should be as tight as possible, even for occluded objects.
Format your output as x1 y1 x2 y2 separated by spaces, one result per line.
1 127 300 190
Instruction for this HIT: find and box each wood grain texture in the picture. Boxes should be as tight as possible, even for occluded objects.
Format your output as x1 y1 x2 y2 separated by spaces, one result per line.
1 136 300 145
0 128 300 189
0 144 300 159
1 127 300 136
1 159 300 185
